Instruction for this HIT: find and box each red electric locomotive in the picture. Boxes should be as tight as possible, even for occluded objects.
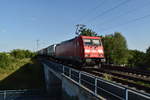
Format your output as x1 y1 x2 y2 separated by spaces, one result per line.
55 35 105 66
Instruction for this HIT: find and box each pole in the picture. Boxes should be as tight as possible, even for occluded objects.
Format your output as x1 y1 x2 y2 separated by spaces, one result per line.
36 40 39 51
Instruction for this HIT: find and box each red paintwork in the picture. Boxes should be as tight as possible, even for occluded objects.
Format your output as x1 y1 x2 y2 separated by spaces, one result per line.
81 36 104 58
81 36 101 39
55 35 104 61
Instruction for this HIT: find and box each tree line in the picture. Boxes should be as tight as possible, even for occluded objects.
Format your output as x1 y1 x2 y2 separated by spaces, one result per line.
0 29 149 70
0 49 35 68
80 28 150 70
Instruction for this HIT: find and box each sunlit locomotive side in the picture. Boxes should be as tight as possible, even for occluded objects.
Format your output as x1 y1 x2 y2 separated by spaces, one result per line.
37 35 105 67
55 36 105 66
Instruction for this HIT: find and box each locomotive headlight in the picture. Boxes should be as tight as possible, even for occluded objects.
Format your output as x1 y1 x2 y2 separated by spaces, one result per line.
98 49 103 53
85 54 90 57
85 49 90 53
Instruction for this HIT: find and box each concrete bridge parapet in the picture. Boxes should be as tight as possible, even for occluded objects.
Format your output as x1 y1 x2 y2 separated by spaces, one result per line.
42 60 150 100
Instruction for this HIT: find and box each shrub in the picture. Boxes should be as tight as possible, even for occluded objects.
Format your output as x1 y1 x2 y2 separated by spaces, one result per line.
0 49 35 69
10 49 35 59
103 73 112 81
0 53 13 68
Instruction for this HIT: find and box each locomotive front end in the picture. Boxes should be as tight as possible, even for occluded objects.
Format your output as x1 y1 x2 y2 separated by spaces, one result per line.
81 36 105 64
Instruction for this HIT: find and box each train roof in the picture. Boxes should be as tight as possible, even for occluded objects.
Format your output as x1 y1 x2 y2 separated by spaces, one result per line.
80 35 101 39
60 35 101 44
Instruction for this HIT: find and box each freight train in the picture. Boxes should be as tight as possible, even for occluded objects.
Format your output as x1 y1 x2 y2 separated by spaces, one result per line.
37 35 105 67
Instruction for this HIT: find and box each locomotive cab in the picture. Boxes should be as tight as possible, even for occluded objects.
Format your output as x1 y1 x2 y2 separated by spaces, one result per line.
80 36 105 65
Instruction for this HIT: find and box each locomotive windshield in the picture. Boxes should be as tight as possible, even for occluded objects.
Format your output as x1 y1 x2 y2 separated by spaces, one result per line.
83 39 101 45
83 39 92 45
92 39 101 45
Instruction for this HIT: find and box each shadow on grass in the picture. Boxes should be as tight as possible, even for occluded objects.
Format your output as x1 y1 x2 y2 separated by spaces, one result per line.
0 58 45 90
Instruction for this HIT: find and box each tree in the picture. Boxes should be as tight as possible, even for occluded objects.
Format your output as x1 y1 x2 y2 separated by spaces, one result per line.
102 32 129 65
102 34 114 64
127 50 145 68
0 53 13 68
80 28 97 36
10 49 35 59
145 47 150 67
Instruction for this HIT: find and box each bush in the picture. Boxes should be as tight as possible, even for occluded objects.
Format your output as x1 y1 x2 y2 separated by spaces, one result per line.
0 49 35 69
103 73 112 81
0 53 13 68
10 49 35 59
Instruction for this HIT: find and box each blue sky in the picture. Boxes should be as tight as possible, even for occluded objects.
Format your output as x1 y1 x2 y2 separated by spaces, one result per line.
0 0 150 52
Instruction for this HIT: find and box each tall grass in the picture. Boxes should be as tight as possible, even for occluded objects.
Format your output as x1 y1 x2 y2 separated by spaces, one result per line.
0 58 31 80
0 49 36 80
0 49 35 69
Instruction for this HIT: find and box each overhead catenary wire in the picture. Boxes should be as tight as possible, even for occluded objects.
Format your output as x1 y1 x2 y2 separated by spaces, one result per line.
75 0 106 23
95 2 150 27
84 0 131 24
74 0 150 36
100 13 150 33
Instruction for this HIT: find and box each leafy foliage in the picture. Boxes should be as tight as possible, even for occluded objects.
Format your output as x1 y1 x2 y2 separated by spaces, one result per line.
0 58 45 89
10 49 35 59
103 73 112 81
102 32 129 65
0 49 35 69
80 28 97 36
127 50 145 67
126 48 150 70
79 28 150 69
145 47 150 67
0 53 13 68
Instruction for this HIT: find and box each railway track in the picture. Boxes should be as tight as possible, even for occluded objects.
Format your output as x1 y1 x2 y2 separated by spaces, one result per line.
82 68 150 93
98 69 150 84
102 65 150 77
41 57 150 93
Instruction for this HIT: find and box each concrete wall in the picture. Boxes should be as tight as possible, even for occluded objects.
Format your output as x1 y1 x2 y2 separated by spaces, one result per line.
62 75 102 100
43 65 62 99
43 63 103 100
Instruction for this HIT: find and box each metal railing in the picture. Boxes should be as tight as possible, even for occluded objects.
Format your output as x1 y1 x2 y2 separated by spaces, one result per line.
0 89 47 100
44 61 150 100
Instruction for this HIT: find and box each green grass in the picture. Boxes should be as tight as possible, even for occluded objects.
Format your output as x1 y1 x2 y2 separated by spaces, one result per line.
112 75 150 88
136 81 150 87
0 58 45 90
147 67 150 71
103 73 112 81
0 58 30 80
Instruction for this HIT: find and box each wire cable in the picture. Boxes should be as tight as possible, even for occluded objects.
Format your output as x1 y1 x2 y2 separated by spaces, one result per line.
76 0 106 23
96 2 150 27
85 0 131 24
100 13 150 33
